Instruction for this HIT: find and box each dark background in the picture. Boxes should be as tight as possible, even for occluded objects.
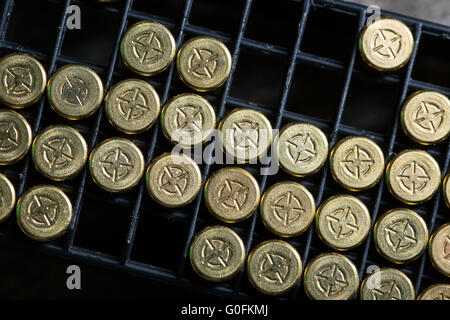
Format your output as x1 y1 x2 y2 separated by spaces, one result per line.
0 0 449 299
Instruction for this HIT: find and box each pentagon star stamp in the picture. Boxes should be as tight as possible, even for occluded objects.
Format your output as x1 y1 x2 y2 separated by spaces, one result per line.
360 268 415 300
247 240 302 296
276 122 328 177
443 172 450 209
161 93 216 148
374 208 428 264
47 64 103 120
190 225 245 282
146 152 201 207
418 284 450 300
330 136 384 191
428 223 450 277
260 181 315 237
218 108 273 163
121 20 176 76
204 167 259 223
0 173 15 224
89 138 144 192
105 78 160 134
32 125 88 181
0 109 32 165
401 90 450 145
386 149 441 204
177 36 232 92
359 18 414 71
315 194 371 251
303 252 359 300
0 53 47 108
16 185 73 241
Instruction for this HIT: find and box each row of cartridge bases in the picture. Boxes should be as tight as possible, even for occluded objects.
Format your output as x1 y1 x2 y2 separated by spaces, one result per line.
1 106 449 300
0 16 448 299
